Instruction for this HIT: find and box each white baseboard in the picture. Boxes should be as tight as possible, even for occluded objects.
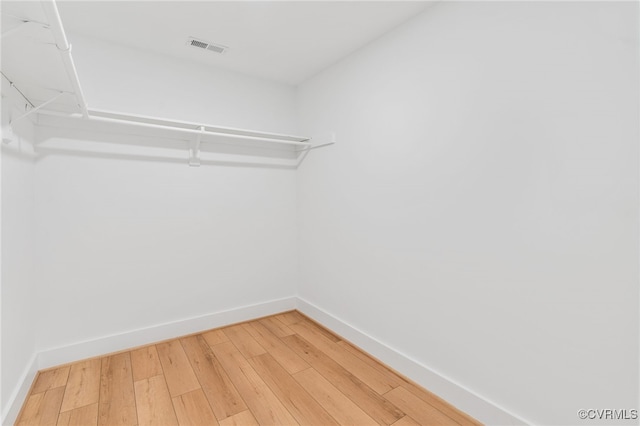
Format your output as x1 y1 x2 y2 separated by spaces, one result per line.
296 297 531 426
2 297 296 426
38 297 297 370
1 353 38 426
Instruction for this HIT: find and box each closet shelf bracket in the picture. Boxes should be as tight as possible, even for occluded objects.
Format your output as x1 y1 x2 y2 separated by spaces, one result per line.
189 126 204 167
297 132 336 152
11 91 65 123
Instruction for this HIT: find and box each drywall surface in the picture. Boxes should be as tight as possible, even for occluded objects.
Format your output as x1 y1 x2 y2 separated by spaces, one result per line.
68 33 298 134
33 36 299 351
1 110 37 415
34 152 297 350
296 2 639 424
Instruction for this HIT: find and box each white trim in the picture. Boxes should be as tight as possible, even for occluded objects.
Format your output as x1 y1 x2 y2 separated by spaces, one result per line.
296 297 532 426
38 297 296 370
1 353 38 426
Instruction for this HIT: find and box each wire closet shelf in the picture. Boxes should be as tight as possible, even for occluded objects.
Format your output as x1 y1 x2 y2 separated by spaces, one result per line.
1 0 334 167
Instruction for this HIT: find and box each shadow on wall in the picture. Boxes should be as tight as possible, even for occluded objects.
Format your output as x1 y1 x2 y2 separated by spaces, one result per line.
2 141 37 163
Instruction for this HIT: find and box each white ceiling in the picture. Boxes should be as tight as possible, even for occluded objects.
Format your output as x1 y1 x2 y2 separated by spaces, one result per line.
56 1 434 86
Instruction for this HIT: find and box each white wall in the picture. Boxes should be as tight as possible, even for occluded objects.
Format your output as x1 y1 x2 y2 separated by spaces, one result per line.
34 149 297 350
296 2 639 425
32 36 299 351
69 33 298 134
3 4 639 424
1 103 37 417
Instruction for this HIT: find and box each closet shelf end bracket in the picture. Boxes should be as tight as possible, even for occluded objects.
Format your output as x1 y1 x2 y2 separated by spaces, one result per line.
189 126 205 167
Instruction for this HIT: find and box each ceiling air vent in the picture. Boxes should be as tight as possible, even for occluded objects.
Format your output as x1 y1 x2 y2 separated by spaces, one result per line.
187 37 228 54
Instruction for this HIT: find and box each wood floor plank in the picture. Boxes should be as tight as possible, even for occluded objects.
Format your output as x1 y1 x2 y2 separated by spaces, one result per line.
274 310 304 325
258 316 295 337
339 333 478 424
98 353 137 426
210 341 299 425
17 387 65 426
243 321 309 374
218 410 259 426
60 358 101 412
156 339 201 397
293 368 378 425
131 345 163 382
134 375 178 426
384 386 461 425
284 334 404 425
180 335 247 420
33 366 70 394
337 341 403 388
172 389 220 426
290 321 397 394
337 339 476 424
248 353 339 425
223 324 267 358
298 316 342 342
17 392 45 426
391 415 423 426
56 403 98 426
202 328 230 347
398 379 482 425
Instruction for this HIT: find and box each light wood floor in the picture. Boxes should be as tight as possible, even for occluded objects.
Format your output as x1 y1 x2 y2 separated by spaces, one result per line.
17 311 481 426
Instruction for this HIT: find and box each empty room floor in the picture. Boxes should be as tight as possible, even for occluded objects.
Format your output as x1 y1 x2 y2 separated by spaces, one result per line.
16 311 480 425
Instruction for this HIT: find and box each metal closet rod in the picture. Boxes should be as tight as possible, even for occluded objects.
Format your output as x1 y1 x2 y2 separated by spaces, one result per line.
90 107 309 142
37 109 312 147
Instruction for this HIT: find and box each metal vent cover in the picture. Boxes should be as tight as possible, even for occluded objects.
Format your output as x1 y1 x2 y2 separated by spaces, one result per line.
206 44 226 54
187 37 227 54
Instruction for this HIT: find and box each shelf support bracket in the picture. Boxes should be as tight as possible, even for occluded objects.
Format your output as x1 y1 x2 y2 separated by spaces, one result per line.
297 132 336 152
189 126 204 167
296 133 336 167
11 92 65 124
